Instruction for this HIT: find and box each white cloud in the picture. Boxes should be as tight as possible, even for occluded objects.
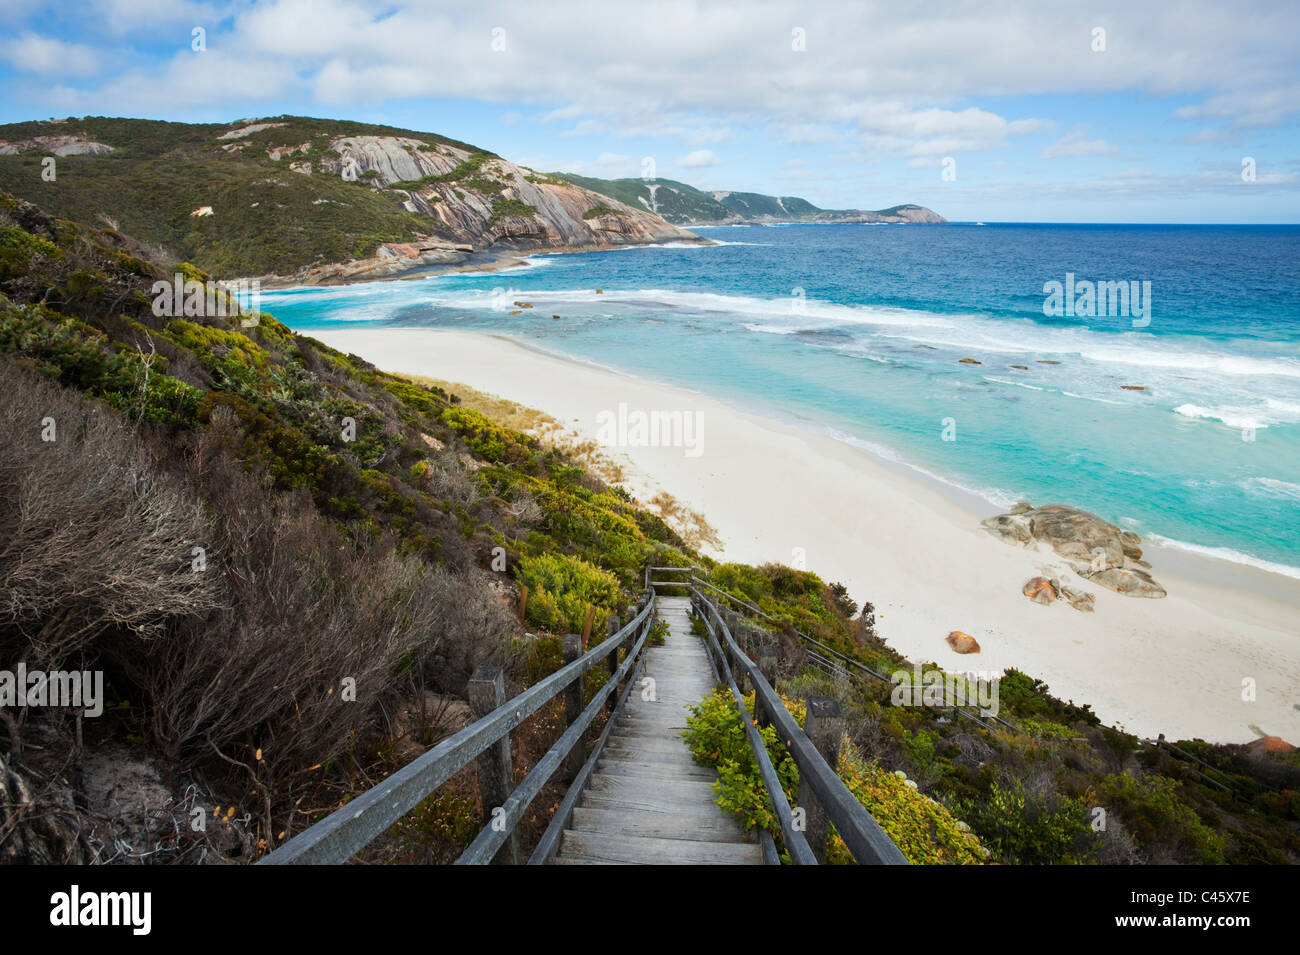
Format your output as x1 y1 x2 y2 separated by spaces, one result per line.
2 32 101 77
1178 128 1236 144
5 0 1299 166
852 102 1044 157
1041 128 1117 158
678 149 722 168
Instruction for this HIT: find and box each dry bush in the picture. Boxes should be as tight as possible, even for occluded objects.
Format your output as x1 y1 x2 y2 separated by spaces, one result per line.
505 487 542 527
0 359 220 669
1093 813 1144 864
648 491 721 550
424 453 482 510
124 410 518 843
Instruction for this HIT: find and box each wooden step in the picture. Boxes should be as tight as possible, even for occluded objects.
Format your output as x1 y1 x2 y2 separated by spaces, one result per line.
558 830 762 865
570 806 750 843
580 787 723 816
604 738 698 759
595 756 714 780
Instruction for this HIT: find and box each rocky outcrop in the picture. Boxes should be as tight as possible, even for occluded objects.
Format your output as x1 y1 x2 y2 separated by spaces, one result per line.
257 239 478 287
984 503 1166 598
217 121 287 140
318 135 700 254
946 630 980 654
0 135 114 156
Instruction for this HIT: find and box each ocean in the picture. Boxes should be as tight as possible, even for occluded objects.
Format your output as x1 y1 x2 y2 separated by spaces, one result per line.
260 222 1300 578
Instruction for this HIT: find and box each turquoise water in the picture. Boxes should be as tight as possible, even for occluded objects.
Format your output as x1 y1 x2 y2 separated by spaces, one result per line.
261 222 1300 577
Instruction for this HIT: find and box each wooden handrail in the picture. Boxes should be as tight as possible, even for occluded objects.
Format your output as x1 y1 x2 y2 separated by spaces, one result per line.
692 587 909 865
691 571 1016 733
457 607 654 864
693 593 817 864
258 595 656 865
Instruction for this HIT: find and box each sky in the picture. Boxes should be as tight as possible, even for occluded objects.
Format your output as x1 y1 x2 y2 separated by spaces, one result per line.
1 0 1298 223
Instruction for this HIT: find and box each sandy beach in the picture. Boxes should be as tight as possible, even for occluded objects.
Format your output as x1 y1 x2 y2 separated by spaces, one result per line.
312 327 1300 744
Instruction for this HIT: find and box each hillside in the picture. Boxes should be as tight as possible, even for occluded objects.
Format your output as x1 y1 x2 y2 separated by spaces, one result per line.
0 116 699 284
0 191 1296 866
553 172 946 225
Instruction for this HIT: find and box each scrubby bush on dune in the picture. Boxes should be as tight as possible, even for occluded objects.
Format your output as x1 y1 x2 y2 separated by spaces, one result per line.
517 552 621 635
0 361 219 669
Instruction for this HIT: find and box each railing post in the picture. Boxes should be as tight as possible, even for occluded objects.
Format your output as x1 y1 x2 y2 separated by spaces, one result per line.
606 614 621 712
735 625 752 695
562 634 585 780
757 642 778 728
467 667 520 865
797 696 844 864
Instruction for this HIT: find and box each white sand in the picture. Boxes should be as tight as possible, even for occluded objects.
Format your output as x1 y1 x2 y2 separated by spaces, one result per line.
316 327 1300 744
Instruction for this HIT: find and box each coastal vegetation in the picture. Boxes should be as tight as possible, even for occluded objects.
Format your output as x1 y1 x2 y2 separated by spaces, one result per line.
0 190 1294 865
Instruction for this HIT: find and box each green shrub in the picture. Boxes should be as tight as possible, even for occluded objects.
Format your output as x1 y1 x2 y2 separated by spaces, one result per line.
1098 772 1226 863
0 224 61 279
683 688 799 832
488 199 536 225
517 552 620 634
956 778 1095 864
582 204 623 220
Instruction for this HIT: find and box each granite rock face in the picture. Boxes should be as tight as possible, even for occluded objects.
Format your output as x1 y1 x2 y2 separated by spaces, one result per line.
319 135 699 253
0 135 115 156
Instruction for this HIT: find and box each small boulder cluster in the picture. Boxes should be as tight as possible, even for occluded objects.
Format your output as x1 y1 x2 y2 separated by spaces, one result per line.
982 502 1166 603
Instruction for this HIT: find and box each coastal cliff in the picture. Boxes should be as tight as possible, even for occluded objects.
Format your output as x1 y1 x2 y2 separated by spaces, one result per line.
0 116 700 284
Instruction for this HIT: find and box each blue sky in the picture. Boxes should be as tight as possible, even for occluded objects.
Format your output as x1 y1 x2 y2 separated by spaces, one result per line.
2 0 1298 222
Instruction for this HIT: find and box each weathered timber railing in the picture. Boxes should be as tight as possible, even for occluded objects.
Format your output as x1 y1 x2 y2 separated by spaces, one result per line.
690 572 1017 734
259 593 657 865
641 566 908 865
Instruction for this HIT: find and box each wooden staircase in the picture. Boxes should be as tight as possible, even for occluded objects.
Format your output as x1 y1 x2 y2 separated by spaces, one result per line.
553 596 762 864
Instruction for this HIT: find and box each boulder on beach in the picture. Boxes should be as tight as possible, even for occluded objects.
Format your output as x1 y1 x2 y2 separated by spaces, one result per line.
946 630 980 654
1058 582 1096 612
1022 575 1097 611
1022 576 1058 605
983 503 1166 598
1088 566 1166 598
1245 735 1296 754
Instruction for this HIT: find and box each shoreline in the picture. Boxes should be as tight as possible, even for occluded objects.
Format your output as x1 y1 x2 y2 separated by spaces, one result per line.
251 236 717 290
307 326 1300 745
